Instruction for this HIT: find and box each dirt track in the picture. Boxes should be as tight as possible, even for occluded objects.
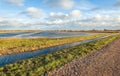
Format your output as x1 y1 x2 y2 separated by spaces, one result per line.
48 38 120 76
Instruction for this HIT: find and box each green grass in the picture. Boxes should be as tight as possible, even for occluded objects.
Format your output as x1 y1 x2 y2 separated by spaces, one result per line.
0 34 119 76
0 33 111 56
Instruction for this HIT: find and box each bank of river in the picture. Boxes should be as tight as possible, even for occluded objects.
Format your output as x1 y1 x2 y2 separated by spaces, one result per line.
48 35 120 76
0 34 115 66
0 34 109 56
0 34 119 76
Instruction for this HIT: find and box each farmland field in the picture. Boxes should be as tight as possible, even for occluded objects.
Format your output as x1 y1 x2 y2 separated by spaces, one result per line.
0 32 112 56
0 33 119 76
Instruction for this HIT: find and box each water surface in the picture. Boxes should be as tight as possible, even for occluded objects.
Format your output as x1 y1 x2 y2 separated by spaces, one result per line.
0 32 91 38
0 36 109 66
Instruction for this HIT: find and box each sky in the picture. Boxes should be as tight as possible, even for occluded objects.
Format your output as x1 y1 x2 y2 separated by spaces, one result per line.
0 0 120 30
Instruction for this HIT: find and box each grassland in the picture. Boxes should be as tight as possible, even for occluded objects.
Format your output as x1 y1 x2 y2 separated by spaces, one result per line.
0 33 111 56
0 34 119 76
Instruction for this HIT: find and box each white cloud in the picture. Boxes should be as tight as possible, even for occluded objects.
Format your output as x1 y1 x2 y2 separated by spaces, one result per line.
44 0 74 10
24 7 45 18
45 11 120 29
48 10 82 20
0 15 120 30
93 14 110 21
99 10 120 15
116 16 120 22
81 13 120 27
0 17 29 29
49 12 69 19
0 17 28 26
0 8 120 30
69 10 82 18
6 0 24 6
60 0 74 9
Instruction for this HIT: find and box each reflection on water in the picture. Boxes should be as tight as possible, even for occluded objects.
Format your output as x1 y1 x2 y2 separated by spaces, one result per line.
0 32 33 38
30 32 90 38
0 32 91 38
0 36 109 66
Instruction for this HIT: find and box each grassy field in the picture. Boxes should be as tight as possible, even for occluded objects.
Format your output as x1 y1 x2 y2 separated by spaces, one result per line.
0 33 111 56
0 34 119 76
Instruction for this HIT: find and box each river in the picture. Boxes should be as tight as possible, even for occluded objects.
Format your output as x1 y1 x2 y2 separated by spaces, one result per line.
0 31 91 38
0 35 109 66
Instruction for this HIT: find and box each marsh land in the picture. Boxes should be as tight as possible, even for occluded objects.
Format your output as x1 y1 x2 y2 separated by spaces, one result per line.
0 30 119 76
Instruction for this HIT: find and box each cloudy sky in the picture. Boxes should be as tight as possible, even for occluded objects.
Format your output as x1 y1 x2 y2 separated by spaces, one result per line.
0 0 120 30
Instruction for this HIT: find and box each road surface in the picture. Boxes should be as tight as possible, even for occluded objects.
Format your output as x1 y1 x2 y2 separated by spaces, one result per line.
48 38 120 76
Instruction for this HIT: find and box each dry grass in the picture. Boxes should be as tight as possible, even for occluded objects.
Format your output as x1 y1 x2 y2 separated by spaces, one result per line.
0 34 111 56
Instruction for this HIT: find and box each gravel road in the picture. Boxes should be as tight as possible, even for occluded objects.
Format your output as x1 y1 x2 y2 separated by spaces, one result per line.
48 38 120 76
